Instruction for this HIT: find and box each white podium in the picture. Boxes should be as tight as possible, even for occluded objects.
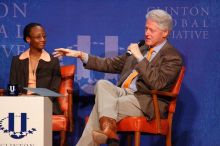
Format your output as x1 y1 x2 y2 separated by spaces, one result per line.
0 96 52 146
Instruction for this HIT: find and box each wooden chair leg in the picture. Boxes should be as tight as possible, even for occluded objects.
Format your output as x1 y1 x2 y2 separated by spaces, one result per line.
60 131 67 146
166 127 172 146
134 131 140 146
127 134 132 146
166 114 173 146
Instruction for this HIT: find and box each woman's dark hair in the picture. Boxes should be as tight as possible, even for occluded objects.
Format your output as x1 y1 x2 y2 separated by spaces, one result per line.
23 23 43 42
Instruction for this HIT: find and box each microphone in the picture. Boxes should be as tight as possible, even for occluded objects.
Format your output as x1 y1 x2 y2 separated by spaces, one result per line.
126 40 145 56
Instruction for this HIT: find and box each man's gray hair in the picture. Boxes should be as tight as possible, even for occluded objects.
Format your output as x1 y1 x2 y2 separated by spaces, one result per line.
146 9 173 32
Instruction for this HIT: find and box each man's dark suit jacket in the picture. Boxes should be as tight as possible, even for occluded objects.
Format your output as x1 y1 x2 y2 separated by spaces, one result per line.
84 41 183 120
9 54 62 114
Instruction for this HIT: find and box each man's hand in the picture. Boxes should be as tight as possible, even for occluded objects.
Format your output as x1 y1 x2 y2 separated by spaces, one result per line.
53 48 81 58
127 43 143 61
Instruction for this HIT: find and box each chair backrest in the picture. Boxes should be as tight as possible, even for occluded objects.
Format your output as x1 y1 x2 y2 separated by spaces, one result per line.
169 66 185 113
171 66 185 95
58 65 75 112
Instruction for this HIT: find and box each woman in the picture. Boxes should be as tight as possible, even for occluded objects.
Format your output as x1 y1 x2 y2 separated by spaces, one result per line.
9 23 62 114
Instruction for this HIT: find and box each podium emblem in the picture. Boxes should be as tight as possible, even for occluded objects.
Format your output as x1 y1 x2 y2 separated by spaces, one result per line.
0 113 37 139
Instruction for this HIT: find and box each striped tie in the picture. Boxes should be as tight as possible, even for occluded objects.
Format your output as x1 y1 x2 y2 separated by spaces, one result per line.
122 48 154 89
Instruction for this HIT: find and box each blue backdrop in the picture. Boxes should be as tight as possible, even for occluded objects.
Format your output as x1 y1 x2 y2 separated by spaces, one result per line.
0 0 220 146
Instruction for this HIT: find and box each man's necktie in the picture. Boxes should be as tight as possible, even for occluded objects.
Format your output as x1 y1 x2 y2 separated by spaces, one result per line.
122 48 154 89
146 47 154 60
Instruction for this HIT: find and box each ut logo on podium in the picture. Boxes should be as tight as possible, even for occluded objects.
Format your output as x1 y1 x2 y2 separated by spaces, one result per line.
0 113 37 139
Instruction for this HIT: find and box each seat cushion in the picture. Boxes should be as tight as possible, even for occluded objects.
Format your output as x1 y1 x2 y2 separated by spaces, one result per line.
52 115 68 131
117 117 169 135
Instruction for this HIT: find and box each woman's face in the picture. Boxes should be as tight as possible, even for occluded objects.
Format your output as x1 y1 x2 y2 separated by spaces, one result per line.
26 26 46 50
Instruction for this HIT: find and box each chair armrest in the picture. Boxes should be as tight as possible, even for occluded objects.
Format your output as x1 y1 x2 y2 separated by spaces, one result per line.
147 90 178 98
148 89 178 134
67 89 73 132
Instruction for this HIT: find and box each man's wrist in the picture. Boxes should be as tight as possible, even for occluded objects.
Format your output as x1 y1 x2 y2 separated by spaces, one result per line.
78 51 89 63
78 51 83 59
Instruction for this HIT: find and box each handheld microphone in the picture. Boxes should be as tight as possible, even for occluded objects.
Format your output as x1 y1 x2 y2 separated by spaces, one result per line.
126 40 145 56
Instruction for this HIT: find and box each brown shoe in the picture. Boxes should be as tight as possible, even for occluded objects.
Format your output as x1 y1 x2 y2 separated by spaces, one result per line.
107 138 120 146
92 116 119 144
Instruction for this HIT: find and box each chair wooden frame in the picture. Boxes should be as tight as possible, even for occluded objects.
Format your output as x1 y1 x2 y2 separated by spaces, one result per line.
117 67 185 146
0 89 5 96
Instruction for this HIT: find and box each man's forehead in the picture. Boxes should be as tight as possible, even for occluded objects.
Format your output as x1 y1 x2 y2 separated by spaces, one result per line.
145 19 159 27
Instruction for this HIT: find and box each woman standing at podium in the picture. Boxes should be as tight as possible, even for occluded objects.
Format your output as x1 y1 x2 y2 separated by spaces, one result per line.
9 23 62 115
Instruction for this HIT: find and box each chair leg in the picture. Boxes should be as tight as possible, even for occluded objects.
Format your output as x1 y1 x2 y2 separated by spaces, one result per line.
166 132 171 146
134 132 140 146
60 131 67 146
166 114 173 146
127 134 132 146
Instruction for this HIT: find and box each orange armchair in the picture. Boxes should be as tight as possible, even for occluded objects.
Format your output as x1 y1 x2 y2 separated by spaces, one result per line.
117 67 185 146
52 64 75 146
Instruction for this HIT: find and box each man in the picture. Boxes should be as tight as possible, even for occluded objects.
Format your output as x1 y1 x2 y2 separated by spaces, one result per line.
53 9 183 146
